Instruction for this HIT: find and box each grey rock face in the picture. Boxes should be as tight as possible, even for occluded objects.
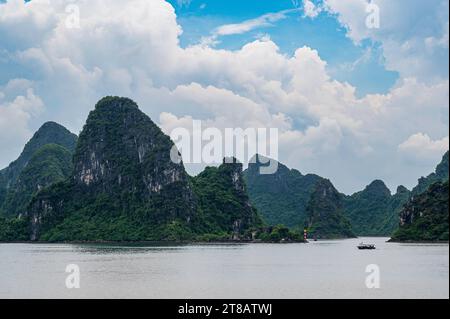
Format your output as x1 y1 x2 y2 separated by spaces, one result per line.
28 97 197 240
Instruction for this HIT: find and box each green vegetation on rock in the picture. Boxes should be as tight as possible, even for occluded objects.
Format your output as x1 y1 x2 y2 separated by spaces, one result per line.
1 144 73 217
2 97 447 243
25 97 264 242
412 151 449 196
27 97 198 241
0 122 77 191
245 155 354 238
0 122 77 217
192 158 263 240
343 152 449 237
244 154 324 228
390 181 449 242
0 217 29 242
343 180 410 236
305 179 356 239
256 225 304 242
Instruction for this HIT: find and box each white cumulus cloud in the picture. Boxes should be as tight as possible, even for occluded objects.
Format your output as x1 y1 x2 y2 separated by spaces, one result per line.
0 0 448 193
399 133 449 161
324 0 449 82
0 80 44 167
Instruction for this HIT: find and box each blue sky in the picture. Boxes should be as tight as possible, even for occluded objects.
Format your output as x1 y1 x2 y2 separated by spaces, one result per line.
0 0 448 193
167 0 398 97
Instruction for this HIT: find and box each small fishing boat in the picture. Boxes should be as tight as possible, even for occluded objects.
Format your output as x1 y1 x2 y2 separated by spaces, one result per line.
357 243 376 250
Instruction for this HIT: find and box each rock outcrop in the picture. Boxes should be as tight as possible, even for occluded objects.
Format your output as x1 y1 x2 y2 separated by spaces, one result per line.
192 158 262 240
305 179 355 239
390 181 449 242
27 97 196 241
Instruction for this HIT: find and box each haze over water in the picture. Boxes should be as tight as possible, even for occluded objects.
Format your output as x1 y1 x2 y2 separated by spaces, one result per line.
0 237 448 299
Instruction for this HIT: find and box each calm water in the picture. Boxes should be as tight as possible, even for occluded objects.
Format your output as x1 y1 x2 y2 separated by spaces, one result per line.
0 237 448 299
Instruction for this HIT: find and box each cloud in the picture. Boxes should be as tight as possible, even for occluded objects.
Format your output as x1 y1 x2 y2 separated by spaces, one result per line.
399 133 449 162
0 0 448 193
324 0 449 82
0 80 44 167
200 9 297 47
303 0 322 18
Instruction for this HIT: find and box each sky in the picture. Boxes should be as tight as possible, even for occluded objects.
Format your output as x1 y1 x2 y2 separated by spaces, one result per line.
0 0 449 194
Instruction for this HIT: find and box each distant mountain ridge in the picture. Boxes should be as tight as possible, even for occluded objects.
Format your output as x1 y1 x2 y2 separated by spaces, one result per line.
245 152 449 238
244 155 354 239
244 154 324 228
342 180 410 236
344 152 449 236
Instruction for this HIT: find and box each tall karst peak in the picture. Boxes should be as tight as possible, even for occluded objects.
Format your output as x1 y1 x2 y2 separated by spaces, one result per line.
28 96 196 241
25 97 262 242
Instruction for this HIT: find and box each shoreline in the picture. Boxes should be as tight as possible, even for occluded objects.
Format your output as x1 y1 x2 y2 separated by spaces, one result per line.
0 239 307 245
3 237 448 245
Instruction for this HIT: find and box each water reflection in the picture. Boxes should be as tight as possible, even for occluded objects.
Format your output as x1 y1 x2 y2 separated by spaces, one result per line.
72 242 248 255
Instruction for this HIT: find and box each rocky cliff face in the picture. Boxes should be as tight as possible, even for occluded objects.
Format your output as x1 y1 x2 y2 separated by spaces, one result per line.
391 181 449 242
26 97 262 242
71 97 194 205
28 97 196 241
306 179 355 239
387 151 449 240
